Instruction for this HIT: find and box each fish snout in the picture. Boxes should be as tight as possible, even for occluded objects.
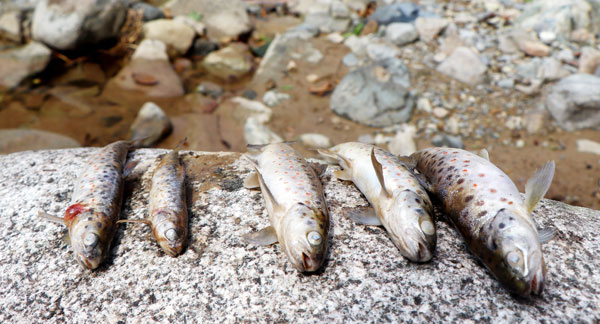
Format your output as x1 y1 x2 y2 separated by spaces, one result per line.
392 228 435 262
529 261 546 295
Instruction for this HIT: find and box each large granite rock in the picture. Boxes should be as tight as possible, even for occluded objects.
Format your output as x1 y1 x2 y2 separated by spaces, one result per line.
546 74 600 131
0 148 598 322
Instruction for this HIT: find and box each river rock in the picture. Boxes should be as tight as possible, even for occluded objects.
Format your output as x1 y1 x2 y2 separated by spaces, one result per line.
436 47 487 85
330 58 415 127
163 0 251 38
131 2 165 21
244 116 283 145
230 97 272 123
432 133 464 148
0 129 80 154
415 16 448 42
546 74 600 131
515 0 597 39
384 23 418 46
576 139 600 155
202 43 253 81
0 148 598 322
31 0 127 50
387 125 417 156
191 38 219 57
0 41 51 89
0 11 21 42
369 2 420 25
129 102 173 147
105 39 184 98
142 19 195 57
262 90 291 107
298 133 332 149
510 30 550 57
578 46 600 75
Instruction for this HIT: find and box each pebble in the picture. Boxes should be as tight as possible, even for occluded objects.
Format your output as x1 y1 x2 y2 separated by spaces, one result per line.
432 107 449 119
327 32 345 44
436 47 487 85
497 78 515 89
231 97 272 123
417 98 432 113
196 81 224 99
342 53 360 67
384 23 418 46
515 139 525 148
578 47 600 75
431 134 464 149
415 17 448 42
129 102 172 147
576 139 600 155
143 19 195 56
262 90 291 107
244 116 283 145
306 74 319 83
387 125 417 156
299 133 332 149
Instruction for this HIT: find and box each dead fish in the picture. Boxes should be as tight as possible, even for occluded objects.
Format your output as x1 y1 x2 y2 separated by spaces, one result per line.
319 142 436 262
118 141 188 257
243 143 329 272
408 147 554 296
39 140 136 269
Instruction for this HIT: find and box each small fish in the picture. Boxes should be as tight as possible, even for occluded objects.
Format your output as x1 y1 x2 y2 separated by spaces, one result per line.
39 140 136 269
319 142 436 262
118 141 188 257
243 143 329 272
408 147 555 296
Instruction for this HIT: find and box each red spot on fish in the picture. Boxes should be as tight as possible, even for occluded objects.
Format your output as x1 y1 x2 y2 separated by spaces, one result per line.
490 189 497 193
451 158 456 162
305 193 310 196
443 152 448 155
284 172 288 174
296 172 300 175
65 203 85 223
305 201 310 204
473 184 478 187
508 201 513 205
479 173 485 177
464 160 470 163
463 169 468 172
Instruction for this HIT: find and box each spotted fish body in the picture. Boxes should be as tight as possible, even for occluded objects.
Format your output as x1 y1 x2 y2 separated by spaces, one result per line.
147 149 188 257
62 141 131 269
244 143 329 272
320 142 436 262
411 147 554 296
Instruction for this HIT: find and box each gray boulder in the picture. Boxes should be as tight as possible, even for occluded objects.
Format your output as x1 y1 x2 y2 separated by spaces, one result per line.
437 47 487 85
384 22 418 46
32 0 127 50
330 58 415 127
369 2 420 25
546 74 600 131
0 148 598 322
0 41 51 89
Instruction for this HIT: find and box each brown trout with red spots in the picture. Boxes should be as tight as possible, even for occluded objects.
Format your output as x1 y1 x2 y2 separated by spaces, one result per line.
243 143 329 272
319 142 436 262
409 147 554 296
118 144 188 257
39 140 135 269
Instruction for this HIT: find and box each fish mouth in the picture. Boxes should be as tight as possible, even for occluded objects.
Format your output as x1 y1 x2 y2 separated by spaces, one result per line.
158 241 182 257
530 269 544 295
390 230 434 262
77 254 100 270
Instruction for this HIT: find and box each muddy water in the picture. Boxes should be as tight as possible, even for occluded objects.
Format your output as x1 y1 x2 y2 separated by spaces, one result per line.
0 15 598 209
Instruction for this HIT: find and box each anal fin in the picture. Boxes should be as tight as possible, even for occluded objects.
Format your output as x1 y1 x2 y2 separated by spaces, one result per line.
244 226 278 245
333 169 353 181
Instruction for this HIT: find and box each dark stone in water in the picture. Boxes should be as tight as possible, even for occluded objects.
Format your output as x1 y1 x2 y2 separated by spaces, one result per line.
242 89 257 100
131 2 165 22
192 39 219 57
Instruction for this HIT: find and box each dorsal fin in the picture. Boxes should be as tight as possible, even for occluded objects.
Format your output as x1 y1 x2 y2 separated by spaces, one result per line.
371 147 391 198
478 149 490 161
525 161 555 214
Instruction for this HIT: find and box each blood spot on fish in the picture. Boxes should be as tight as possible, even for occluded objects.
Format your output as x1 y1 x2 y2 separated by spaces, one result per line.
65 203 86 222
465 195 474 203
490 189 497 193
457 178 465 184
479 173 485 177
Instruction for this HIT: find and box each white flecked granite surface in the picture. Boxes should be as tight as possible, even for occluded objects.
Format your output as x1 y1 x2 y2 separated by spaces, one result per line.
0 148 598 323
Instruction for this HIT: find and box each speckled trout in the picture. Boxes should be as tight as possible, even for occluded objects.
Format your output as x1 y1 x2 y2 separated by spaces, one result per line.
408 147 554 296
319 142 436 262
243 143 329 272
118 141 188 257
39 140 135 269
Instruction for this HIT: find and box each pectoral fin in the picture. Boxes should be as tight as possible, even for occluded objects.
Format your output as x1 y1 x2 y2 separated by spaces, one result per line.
371 147 391 198
244 226 278 245
538 227 555 244
525 161 555 214
333 169 353 181
345 206 382 226
243 172 260 189
38 210 65 225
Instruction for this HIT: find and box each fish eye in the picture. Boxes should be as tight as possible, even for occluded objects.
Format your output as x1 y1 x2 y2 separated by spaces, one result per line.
506 251 523 269
307 231 322 246
165 228 179 242
83 233 99 248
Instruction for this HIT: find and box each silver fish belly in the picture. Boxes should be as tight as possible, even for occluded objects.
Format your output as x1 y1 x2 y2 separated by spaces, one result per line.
244 143 329 272
321 142 436 262
412 147 553 296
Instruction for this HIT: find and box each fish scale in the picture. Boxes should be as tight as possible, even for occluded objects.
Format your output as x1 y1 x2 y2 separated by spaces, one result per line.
411 147 554 296
244 143 329 272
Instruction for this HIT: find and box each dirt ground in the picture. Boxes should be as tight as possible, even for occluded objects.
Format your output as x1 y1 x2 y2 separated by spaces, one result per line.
1 14 599 209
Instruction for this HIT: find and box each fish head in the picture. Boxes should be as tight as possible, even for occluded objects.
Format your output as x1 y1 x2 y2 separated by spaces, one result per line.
153 211 187 257
388 190 437 262
486 209 546 296
68 211 111 270
280 203 328 272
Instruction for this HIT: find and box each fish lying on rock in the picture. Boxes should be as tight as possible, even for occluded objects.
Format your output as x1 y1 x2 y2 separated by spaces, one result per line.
243 143 329 272
39 140 137 269
118 141 188 257
406 147 554 296
319 142 436 262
